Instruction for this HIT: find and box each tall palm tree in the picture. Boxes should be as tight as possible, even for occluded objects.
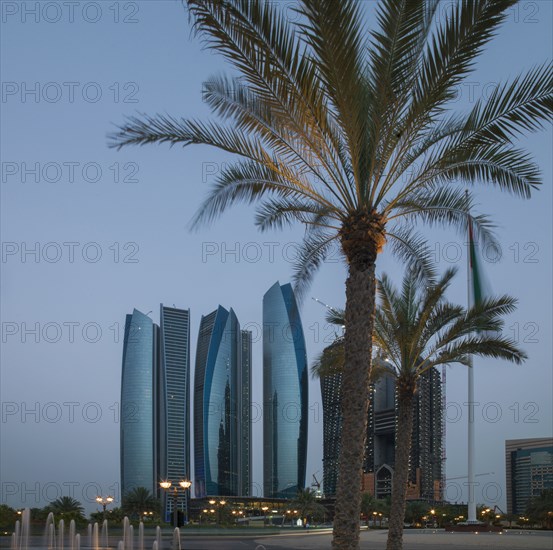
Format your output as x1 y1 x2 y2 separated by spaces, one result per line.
110 1 552 547
374 268 525 549
314 266 526 548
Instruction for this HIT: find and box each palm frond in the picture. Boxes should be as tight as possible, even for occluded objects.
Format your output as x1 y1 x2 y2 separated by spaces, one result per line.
428 334 526 370
374 268 526 379
187 0 356 206
386 225 438 282
407 140 541 198
460 62 553 147
325 308 345 328
291 231 341 302
389 187 497 247
411 0 517 117
298 0 371 198
189 160 323 228
255 198 339 232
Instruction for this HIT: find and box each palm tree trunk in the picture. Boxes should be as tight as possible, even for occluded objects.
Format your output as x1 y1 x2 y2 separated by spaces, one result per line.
386 389 415 550
332 262 377 550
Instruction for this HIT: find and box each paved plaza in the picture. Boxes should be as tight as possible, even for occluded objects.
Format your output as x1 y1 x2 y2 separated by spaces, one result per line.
176 529 553 549
165 529 553 550
3 529 552 550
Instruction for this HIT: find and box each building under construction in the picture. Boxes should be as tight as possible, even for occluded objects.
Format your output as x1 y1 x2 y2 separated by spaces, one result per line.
320 346 444 501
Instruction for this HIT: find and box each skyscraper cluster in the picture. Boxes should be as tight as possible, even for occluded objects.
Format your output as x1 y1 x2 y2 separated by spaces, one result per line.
120 282 308 515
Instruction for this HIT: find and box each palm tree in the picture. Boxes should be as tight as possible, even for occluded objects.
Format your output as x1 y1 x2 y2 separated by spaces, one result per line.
374 268 525 549
122 487 160 519
360 493 376 528
109 1 552 547
526 489 553 529
315 266 525 548
404 500 428 527
47 497 86 522
290 488 327 526
0 505 19 532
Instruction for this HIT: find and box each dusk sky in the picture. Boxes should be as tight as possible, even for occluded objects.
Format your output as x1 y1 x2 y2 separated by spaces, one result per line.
1 1 551 515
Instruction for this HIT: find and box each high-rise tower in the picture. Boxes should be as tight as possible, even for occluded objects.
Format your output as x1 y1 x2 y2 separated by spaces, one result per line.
194 306 252 497
159 305 191 519
120 309 157 496
263 282 308 498
320 348 443 500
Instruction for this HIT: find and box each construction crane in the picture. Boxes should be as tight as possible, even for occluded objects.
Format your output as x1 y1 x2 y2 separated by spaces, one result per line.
445 472 494 481
312 297 340 314
311 473 321 490
311 473 323 498
312 297 344 339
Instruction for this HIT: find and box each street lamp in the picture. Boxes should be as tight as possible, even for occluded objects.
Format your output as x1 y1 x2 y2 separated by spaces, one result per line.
95 496 114 521
159 480 192 527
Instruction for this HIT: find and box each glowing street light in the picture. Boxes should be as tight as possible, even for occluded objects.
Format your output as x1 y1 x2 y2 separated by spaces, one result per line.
95 496 114 520
159 480 192 527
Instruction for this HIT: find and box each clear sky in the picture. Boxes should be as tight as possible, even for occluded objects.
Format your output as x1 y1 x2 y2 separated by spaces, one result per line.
1 0 551 515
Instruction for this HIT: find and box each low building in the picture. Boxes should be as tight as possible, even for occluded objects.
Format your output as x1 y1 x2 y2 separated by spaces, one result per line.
505 437 553 515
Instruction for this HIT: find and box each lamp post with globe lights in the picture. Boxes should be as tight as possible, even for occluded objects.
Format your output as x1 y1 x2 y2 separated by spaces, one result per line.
95 496 114 521
159 480 192 527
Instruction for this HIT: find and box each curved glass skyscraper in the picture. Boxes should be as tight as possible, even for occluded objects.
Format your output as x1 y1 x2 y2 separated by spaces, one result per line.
120 309 156 494
263 282 308 498
120 305 191 522
194 306 251 497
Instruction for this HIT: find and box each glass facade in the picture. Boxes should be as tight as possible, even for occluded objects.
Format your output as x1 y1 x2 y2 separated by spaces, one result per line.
159 305 191 517
263 282 308 498
120 309 156 495
194 306 251 497
120 305 191 521
507 440 553 514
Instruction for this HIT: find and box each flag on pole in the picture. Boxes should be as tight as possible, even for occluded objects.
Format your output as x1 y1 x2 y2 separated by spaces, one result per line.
466 213 494 524
467 217 491 309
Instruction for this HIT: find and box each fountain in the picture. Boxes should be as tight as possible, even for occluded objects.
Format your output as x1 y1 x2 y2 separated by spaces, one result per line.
69 520 76 550
138 522 144 550
171 528 181 550
8 509 170 550
122 517 130 550
155 526 161 550
101 519 109 549
47 523 56 549
11 519 20 550
45 513 56 550
92 523 100 550
58 520 64 550
11 508 31 550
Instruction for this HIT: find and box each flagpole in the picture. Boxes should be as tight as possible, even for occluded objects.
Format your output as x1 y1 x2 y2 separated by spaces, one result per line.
466 195 477 524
